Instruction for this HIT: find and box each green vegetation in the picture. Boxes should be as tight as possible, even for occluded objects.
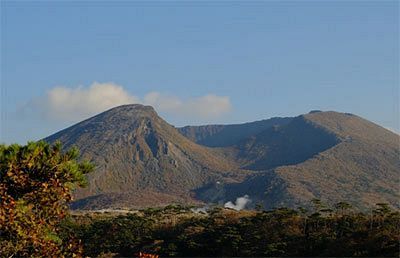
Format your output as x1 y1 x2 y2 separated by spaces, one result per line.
0 141 94 257
63 202 399 257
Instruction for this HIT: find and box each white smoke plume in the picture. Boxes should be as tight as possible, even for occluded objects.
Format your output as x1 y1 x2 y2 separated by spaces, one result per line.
224 195 251 211
190 206 209 214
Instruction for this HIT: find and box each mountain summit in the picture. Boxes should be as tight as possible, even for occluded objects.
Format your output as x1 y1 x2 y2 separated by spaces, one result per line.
193 111 399 210
45 106 399 210
45 104 242 209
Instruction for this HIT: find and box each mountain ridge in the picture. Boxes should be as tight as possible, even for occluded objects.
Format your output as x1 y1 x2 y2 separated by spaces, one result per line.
196 111 399 210
44 105 399 210
45 104 247 209
178 116 293 147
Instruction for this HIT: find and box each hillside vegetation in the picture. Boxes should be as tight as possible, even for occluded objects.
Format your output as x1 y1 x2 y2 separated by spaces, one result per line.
62 202 400 257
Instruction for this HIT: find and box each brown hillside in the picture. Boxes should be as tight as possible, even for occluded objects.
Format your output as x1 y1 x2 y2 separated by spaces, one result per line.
197 111 399 210
274 112 400 210
45 108 399 210
45 105 245 209
178 117 292 147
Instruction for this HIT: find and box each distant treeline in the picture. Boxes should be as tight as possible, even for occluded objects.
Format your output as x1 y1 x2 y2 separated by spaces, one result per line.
61 201 399 257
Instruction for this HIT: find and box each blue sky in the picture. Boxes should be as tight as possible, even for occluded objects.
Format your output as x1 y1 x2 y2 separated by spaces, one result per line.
1 1 399 144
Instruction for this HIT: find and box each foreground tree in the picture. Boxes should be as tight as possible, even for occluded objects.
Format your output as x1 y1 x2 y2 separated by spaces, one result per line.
0 141 93 257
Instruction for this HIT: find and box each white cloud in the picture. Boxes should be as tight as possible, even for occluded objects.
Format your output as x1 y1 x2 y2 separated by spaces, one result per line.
144 91 232 120
25 82 232 123
144 92 182 112
33 82 139 121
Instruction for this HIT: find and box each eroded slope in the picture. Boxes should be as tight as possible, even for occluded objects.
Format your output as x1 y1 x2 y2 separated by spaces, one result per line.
45 105 244 209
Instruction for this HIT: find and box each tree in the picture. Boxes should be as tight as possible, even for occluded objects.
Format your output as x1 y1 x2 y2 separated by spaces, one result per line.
0 141 93 257
334 201 352 215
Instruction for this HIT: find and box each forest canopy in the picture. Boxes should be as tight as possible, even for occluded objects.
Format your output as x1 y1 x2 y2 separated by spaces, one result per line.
64 202 400 257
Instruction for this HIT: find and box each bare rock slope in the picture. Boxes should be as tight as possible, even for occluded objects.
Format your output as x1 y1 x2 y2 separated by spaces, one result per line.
196 111 399 210
45 105 244 209
45 107 399 210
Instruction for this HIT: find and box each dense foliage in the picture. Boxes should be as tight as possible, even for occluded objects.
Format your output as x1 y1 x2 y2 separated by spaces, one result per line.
0 141 93 257
63 202 399 257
